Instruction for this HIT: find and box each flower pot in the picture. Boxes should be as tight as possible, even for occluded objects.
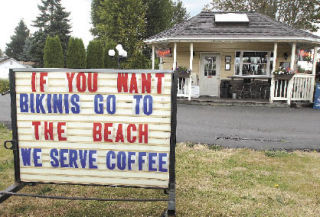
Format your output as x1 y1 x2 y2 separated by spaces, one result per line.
177 71 190 78
274 74 294 80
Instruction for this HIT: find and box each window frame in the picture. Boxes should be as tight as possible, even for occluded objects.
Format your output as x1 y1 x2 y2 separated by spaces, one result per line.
234 50 273 76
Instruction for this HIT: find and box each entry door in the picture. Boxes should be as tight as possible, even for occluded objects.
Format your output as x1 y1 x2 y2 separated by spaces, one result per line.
200 54 220 96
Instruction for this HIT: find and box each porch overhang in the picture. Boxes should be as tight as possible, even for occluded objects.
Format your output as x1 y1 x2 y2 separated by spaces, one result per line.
144 37 320 45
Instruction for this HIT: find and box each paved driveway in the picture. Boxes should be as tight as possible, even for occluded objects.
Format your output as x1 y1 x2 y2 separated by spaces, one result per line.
177 104 320 150
1 95 319 150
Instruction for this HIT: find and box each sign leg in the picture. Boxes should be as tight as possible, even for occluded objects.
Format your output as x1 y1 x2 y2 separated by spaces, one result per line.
0 182 25 203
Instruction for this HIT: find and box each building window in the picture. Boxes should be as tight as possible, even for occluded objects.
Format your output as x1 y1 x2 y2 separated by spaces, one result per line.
235 51 273 76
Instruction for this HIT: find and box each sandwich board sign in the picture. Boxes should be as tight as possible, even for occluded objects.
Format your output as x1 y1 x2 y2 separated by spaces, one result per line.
313 83 320 110
0 69 177 216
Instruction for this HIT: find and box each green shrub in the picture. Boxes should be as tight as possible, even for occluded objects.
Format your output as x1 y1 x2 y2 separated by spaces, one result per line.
86 40 104 69
43 35 64 68
0 79 10 94
66 37 86 68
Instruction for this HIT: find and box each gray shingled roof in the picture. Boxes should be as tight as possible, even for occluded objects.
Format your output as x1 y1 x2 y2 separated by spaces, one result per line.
144 11 320 44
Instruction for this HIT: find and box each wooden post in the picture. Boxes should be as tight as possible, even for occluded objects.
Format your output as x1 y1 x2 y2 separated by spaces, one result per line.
173 43 177 70
312 47 318 76
310 46 318 102
188 43 193 101
152 45 155 70
270 43 277 103
287 79 293 105
290 43 296 71
272 43 278 73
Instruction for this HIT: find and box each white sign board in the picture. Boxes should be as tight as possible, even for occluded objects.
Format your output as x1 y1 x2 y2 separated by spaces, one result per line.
13 70 173 188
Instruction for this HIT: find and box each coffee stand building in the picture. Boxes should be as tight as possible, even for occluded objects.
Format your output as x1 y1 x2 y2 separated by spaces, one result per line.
145 11 320 105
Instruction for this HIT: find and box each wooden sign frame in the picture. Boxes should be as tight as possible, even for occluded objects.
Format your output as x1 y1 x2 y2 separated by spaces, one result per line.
0 69 177 216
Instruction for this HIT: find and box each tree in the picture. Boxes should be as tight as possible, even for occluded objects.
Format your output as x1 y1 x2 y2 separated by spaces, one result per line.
66 37 86 69
104 39 118 68
19 38 33 61
94 0 146 56
43 35 64 68
171 0 189 26
207 0 320 32
87 40 104 69
31 0 71 66
91 0 189 69
0 49 3 58
5 20 30 60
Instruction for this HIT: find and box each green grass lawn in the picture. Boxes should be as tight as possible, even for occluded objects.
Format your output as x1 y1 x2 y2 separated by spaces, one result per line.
1 126 320 216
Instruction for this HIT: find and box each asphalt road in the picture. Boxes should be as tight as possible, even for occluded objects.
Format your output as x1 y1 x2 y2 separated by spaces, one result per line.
177 104 320 150
1 95 319 150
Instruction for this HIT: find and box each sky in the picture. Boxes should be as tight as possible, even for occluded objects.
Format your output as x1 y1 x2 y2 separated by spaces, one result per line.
0 0 211 52
1 0 318 52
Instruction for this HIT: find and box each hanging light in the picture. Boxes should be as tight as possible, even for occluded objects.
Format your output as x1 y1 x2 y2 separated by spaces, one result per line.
108 49 116 57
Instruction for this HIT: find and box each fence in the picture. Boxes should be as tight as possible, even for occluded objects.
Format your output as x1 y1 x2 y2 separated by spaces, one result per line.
270 73 315 105
177 77 192 100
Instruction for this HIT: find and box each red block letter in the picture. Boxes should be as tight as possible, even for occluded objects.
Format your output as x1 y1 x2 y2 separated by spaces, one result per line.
76 72 87 92
104 123 113 142
32 121 41 140
117 73 128 93
129 73 138 93
156 73 164 94
66 72 76 92
57 122 67 141
127 124 137 143
44 121 54 141
141 73 151 93
139 124 148 144
115 124 124 143
88 73 98 92
31 72 36 92
93 123 102 142
40 72 48 92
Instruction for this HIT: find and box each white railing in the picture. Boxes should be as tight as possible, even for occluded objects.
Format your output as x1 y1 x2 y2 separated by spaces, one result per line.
270 74 315 105
177 77 192 100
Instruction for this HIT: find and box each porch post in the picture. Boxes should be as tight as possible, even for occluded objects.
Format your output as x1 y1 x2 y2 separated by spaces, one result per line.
188 43 193 101
272 43 278 73
173 43 177 70
152 45 155 70
287 43 296 105
270 43 277 103
290 43 296 71
310 46 319 102
312 47 318 76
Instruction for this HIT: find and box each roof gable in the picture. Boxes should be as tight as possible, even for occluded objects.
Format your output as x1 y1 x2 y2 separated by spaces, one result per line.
145 11 320 44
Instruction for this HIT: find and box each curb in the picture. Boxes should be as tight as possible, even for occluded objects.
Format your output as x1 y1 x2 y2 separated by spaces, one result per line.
177 99 290 108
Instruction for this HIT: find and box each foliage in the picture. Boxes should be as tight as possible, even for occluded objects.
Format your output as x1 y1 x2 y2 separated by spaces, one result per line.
5 20 30 60
0 48 3 58
207 0 320 32
19 38 33 62
125 50 151 69
143 0 189 39
1 143 320 216
43 35 64 68
91 0 189 68
103 39 118 68
273 67 294 75
86 40 104 69
171 0 189 26
66 37 86 69
31 0 71 66
0 79 10 94
93 0 146 57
